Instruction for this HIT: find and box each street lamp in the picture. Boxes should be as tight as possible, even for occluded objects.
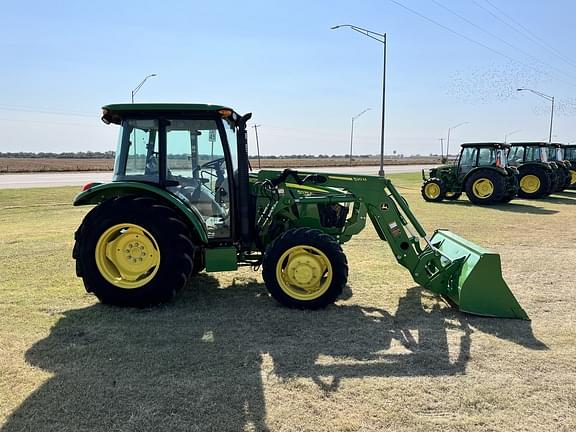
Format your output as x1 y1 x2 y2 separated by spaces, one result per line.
504 129 522 144
131 74 157 103
349 108 371 166
517 88 555 143
331 24 387 176
252 124 262 169
446 122 470 160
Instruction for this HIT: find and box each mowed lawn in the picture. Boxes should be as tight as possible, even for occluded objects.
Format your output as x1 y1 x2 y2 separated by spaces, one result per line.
0 173 574 432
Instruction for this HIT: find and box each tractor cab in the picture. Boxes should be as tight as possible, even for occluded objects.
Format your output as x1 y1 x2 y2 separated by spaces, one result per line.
546 143 565 163
102 104 247 240
508 142 549 165
562 144 576 188
455 142 509 181
563 144 576 162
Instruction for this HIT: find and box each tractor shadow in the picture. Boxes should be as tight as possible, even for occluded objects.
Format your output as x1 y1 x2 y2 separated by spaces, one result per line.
442 200 558 215
541 193 576 205
1 277 546 432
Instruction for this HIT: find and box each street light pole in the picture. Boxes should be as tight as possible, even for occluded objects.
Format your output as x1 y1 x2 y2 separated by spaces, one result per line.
349 108 370 167
516 88 555 143
438 138 444 162
504 129 522 144
331 24 387 176
252 124 262 169
446 122 470 160
131 74 157 103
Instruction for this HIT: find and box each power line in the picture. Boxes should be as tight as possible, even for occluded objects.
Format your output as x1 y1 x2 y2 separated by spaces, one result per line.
481 0 576 71
429 0 576 82
387 0 576 87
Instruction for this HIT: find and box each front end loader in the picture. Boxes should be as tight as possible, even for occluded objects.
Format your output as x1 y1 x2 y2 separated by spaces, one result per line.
72 104 528 320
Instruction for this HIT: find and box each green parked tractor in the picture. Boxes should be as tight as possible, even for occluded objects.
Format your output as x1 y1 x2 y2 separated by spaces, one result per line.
561 144 576 189
72 104 528 320
421 142 518 205
508 142 560 198
547 143 573 190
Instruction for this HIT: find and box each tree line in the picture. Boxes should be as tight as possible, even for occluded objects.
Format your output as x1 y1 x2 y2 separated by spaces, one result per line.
0 151 116 159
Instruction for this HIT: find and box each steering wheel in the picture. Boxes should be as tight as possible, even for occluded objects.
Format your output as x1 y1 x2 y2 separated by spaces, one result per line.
194 158 226 184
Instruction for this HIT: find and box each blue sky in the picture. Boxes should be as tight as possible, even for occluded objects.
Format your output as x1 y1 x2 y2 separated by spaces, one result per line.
1 0 575 156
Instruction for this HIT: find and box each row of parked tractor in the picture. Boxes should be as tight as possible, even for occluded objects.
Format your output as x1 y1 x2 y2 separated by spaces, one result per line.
421 142 576 205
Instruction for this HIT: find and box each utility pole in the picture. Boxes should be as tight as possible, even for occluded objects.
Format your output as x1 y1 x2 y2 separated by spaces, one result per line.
252 124 262 169
438 138 444 162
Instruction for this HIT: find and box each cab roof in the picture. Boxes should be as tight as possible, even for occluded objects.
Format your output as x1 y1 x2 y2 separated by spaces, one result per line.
509 142 549 147
460 142 510 149
101 103 238 125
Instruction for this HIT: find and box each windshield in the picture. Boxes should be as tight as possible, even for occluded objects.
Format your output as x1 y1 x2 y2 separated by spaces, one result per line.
524 146 547 162
565 147 576 160
547 147 561 161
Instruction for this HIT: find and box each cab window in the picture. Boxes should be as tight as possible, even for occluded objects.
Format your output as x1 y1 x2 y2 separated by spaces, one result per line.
165 119 231 239
459 147 477 168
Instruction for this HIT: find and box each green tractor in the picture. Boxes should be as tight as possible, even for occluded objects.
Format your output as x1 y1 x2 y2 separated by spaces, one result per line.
421 142 518 205
547 143 573 191
561 144 576 189
508 142 560 198
72 104 528 319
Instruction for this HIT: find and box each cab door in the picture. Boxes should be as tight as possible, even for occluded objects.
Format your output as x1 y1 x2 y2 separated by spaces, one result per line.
457 147 477 181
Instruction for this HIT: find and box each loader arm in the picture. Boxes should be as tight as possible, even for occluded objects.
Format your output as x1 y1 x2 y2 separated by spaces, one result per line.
257 170 528 320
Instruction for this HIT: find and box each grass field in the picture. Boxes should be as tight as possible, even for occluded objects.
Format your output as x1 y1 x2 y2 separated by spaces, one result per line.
0 174 575 432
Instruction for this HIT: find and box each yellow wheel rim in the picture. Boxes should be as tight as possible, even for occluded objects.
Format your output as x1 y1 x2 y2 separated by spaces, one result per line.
570 170 576 186
424 183 441 199
275 245 333 301
95 223 161 289
520 174 541 194
472 178 494 198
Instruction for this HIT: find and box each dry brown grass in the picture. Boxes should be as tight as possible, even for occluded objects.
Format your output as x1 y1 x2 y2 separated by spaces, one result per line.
0 174 575 432
0 158 114 173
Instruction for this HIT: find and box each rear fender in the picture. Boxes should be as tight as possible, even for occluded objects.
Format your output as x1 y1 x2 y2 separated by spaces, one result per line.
463 166 508 184
74 182 208 244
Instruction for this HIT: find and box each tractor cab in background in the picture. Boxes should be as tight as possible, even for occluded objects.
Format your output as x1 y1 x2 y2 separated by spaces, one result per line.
508 142 560 197
546 143 572 190
422 142 518 205
561 144 576 189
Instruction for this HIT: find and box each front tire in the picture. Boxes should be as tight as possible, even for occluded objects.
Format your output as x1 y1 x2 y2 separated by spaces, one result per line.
421 178 446 202
262 228 348 310
74 196 195 307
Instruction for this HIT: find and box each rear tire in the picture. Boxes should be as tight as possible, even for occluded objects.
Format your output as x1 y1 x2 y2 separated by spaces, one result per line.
421 178 446 202
262 228 348 310
74 196 195 307
517 166 551 199
465 170 505 205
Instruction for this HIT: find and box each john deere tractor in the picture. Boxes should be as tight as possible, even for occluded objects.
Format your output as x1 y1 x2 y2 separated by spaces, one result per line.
547 143 573 191
421 142 518 205
72 104 528 320
508 142 560 198
561 144 576 189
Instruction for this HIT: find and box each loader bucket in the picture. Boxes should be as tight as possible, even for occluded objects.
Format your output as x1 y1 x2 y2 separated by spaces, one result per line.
430 229 529 320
